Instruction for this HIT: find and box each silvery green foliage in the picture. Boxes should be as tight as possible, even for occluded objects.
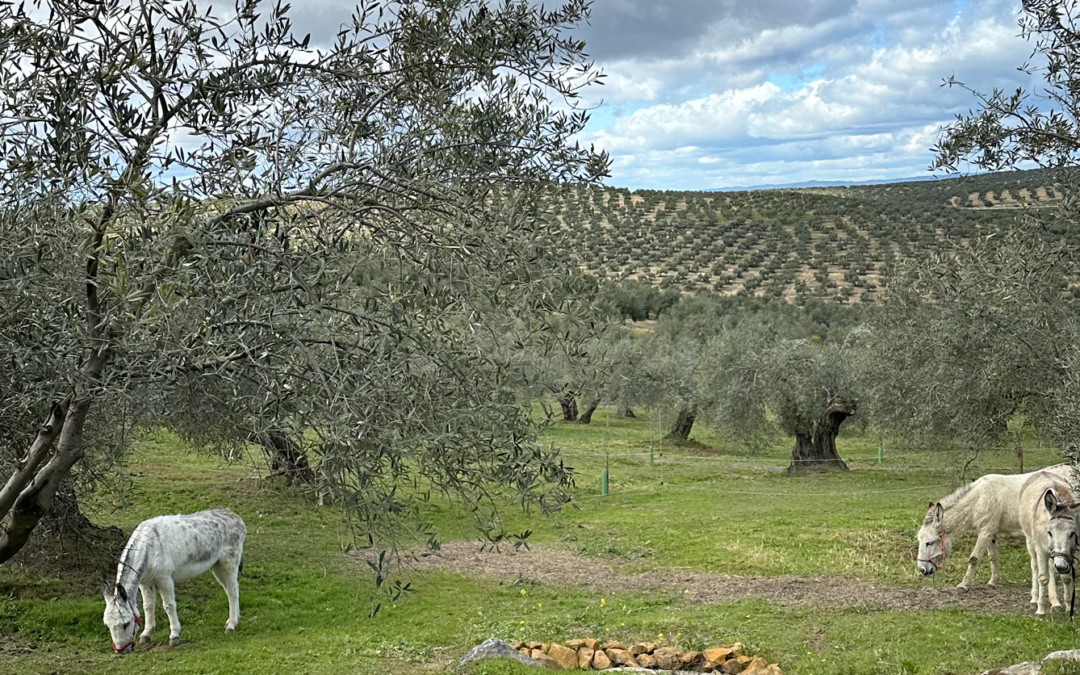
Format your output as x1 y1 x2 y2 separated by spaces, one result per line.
0 0 608 558
867 226 1076 452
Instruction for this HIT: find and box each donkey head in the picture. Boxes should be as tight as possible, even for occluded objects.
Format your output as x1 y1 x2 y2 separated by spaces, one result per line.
916 501 947 576
102 583 140 654
1044 489 1079 575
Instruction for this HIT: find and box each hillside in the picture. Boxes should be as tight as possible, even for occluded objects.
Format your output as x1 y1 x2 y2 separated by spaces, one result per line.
551 168 1074 304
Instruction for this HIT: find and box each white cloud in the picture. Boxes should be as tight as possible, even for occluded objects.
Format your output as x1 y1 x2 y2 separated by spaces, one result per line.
584 0 1038 189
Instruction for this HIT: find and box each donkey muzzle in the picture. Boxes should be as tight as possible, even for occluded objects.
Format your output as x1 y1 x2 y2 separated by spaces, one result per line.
1055 557 1073 574
917 561 935 576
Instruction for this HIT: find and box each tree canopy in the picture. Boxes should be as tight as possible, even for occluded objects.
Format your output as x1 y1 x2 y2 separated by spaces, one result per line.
0 0 608 562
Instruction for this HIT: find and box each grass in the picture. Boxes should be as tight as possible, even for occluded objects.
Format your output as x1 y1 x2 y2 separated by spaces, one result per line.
2 413 1078 675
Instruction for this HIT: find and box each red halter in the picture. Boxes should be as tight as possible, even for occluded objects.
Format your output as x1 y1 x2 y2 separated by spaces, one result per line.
917 530 947 566
111 598 143 653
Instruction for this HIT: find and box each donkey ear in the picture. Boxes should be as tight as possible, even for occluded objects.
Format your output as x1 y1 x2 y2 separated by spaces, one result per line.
927 501 936 511
115 584 128 603
1045 488 1059 514
933 503 944 523
101 582 114 601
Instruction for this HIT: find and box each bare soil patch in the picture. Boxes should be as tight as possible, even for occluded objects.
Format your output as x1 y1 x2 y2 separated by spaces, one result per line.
386 541 1035 616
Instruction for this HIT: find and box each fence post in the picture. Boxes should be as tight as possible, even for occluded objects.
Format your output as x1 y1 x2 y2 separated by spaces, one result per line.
649 443 654 467
878 439 883 465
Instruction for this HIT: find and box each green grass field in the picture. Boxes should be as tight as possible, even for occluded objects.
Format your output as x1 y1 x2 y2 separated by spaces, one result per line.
3 411 1079 675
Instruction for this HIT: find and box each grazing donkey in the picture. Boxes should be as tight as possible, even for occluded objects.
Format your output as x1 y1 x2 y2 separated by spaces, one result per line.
916 464 1072 592
102 508 246 653
1020 471 1080 616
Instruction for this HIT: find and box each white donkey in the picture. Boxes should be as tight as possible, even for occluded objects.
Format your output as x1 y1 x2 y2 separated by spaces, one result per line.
1020 471 1080 616
102 508 246 653
916 464 1072 592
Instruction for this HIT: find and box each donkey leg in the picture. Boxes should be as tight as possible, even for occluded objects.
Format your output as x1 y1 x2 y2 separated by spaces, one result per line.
1029 541 1040 606
1037 551 1052 615
986 538 1001 587
158 577 182 646
139 584 156 644
211 559 241 632
1049 560 1062 609
959 534 988 589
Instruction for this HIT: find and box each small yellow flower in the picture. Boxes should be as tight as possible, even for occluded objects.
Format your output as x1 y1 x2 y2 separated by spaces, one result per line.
520 589 527 596
599 598 606 607
536 603 542 609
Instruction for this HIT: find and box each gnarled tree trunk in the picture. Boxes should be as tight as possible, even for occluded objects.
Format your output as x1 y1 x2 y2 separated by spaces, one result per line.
617 404 635 418
559 395 578 422
664 407 695 441
788 400 853 473
259 431 315 484
577 400 599 424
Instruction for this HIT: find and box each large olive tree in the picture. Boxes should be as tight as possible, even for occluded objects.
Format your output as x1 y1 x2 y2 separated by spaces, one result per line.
870 0 1080 456
0 0 607 562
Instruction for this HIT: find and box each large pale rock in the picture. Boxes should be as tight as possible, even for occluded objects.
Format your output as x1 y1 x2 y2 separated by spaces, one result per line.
578 647 595 669
654 647 684 670
566 639 588 650
1045 650 1080 663
584 638 601 650
742 657 770 675
602 640 626 651
607 648 638 667
528 641 544 650
532 648 561 670
635 653 657 669
547 643 578 670
459 638 540 669
592 649 613 670
704 648 734 664
630 642 655 656
766 665 783 675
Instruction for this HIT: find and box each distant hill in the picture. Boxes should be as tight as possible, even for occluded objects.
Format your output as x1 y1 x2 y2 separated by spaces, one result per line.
706 175 942 192
545 168 1075 304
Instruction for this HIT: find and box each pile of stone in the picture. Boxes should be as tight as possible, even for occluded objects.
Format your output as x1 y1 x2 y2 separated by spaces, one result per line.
506 638 782 674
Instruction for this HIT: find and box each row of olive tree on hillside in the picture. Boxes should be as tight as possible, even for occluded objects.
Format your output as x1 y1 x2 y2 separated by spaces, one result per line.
0 0 608 563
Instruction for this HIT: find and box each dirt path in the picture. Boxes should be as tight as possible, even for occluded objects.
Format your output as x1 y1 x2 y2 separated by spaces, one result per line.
385 541 1038 616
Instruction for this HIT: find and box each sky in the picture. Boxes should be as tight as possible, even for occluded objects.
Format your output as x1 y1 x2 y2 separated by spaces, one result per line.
293 0 1038 190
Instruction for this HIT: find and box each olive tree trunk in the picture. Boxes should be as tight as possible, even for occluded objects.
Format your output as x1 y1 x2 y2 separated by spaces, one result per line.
788 401 853 473
617 404 635 418
259 431 315 485
559 395 579 422
577 400 599 424
664 407 695 441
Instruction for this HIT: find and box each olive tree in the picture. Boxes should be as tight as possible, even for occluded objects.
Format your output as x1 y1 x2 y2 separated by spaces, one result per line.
874 0 1080 457
0 0 607 562
703 320 865 472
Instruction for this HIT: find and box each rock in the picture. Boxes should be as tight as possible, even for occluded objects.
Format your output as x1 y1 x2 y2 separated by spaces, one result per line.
731 643 745 656
518 648 532 656
680 651 706 670
635 653 657 669
508 640 524 650
459 638 540 669
584 638 601 650
602 640 625 651
1045 650 1080 663
766 665 783 675
532 649 561 670
722 658 748 675
654 647 684 670
578 647 595 669
528 641 544 650
704 648 734 664
630 643 655 656
566 639 589 650
547 643 578 670
607 648 638 667
742 657 770 675
592 649 613 670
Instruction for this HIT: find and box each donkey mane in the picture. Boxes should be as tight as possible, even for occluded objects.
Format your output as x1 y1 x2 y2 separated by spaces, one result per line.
929 481 979 519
